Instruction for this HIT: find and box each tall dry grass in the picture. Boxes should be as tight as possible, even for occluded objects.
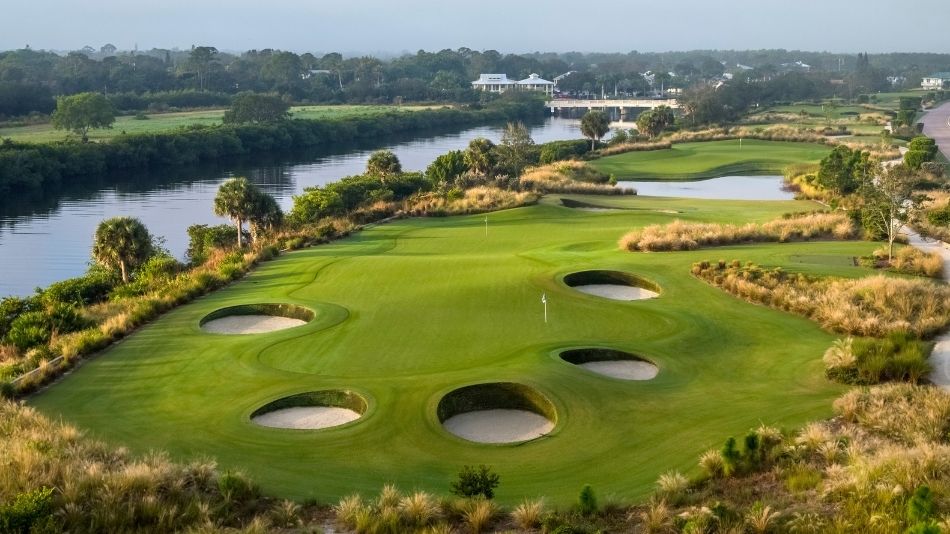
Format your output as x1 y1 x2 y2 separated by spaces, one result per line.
0 401 282 533
874 246 945 278
621 212 857 252
403 186 537 217
519 161 635 195
692 260 950 338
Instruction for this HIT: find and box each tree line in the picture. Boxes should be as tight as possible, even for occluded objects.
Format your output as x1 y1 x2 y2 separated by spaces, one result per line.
2 46 948 118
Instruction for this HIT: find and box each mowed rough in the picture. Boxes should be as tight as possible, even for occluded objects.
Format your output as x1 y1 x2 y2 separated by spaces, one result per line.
30 194 876 504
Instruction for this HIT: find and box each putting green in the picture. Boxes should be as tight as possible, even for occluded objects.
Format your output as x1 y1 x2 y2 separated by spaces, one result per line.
590 139 831 180
30 194 875 504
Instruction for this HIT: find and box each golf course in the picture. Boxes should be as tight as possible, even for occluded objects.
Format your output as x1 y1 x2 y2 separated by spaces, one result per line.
29 192 875 504
590 139 831 179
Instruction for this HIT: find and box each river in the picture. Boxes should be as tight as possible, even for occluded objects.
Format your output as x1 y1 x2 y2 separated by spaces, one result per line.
0 117 792 297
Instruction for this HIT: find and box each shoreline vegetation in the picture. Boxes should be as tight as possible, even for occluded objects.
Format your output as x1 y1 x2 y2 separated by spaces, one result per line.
0 94 546 196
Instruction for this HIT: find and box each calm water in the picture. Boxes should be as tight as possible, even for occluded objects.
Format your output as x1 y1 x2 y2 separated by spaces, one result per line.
0 117 583 297
618 176 794 201
0 119 792 297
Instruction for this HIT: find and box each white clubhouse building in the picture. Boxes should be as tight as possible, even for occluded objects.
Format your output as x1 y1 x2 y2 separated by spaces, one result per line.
921 73 950 90
471 73 556 96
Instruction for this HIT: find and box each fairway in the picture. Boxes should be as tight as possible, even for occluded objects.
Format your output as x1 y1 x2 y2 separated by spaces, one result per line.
0 105 438 144
590 139 831 180
30 195 874 504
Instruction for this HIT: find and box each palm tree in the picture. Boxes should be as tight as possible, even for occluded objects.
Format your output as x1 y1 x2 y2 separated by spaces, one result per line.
92 217 154 283
464 137 496 175
213 178 259 248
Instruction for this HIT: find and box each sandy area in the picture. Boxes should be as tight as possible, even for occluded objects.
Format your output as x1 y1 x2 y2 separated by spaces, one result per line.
576 207 620 212
572 284 659 301
579 360 659 380
252 407 361 429
202 315 307 334
443 409 554 443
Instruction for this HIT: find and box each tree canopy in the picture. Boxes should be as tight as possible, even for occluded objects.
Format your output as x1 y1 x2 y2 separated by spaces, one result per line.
213 178 262 248
366 150 403 180
580 110 610 150
91 217 155 283
51 92 115 142
222 92 290 125
636 106 675 139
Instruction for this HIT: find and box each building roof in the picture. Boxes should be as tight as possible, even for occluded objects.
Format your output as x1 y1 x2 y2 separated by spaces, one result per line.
517 73 554 85
925 72 950 79
472 74 516 85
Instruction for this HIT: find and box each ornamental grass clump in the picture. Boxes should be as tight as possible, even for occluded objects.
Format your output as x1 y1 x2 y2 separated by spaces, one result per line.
621 212 856 251
519 161 634 195
691 260 950 338
823 333 932 385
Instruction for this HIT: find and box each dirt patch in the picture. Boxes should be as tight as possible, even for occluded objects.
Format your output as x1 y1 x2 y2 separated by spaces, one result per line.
443 410 554 444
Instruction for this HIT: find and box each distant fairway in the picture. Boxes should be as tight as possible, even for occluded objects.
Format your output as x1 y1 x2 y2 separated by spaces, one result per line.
590 139 831 180
0 104 440 144
31 194 874 504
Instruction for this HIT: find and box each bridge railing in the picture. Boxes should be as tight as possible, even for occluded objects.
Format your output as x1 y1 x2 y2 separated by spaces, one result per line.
545 99 679 109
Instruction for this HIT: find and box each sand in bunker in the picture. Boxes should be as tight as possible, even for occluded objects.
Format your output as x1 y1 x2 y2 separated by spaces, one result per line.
253 407 361 429
573 284 658 301
443 410 553 444
202 315 306 334
579 360 658 380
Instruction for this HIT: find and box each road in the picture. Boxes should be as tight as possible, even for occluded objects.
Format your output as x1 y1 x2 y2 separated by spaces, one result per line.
921 100 950 161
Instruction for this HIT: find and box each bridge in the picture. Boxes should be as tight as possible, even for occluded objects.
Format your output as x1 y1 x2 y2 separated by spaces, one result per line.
545 98 679 118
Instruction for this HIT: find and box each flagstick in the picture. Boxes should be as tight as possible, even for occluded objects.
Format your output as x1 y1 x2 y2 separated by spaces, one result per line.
484 215 488 237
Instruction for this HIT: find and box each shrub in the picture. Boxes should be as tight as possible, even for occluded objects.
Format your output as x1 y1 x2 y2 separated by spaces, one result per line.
5 312 51 351
577 484 598 516
0 487 57 533
41 272 115 306
450 465 500 500
824 334 932 385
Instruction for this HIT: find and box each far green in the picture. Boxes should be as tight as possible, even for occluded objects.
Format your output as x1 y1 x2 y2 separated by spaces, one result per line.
590 139 831 180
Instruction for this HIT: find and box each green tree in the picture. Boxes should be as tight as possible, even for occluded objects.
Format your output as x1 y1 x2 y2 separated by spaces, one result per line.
289 188 344 224
636 106 675 138
366 150 402 180
51 92 115 142
494 122 535 177
91 216 155 283
577 484 598 516
249 191 283 243
222 92 290 125
817 145 870 196
213 178 261 248
464 137 496 175
450 465 500 500
859 164 926 261
580 110 610 150
426 150 467 185
188 46 218 91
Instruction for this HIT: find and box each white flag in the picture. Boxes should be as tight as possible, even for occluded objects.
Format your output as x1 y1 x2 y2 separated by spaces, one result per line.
541 293 547 304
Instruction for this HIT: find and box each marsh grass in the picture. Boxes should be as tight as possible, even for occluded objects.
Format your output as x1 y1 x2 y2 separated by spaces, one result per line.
519 161 634 195
621 212 856 251
692 260 950 338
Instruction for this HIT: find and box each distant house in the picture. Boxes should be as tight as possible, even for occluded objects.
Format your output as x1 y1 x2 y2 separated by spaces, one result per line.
471 74 518 93
922 73 950 90
471 73 555 95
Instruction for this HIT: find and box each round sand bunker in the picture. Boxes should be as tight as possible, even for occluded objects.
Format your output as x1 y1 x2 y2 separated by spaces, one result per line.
443 410 554 444
251 390 367 430
200 303 313 334
572 284 658 301
563 270 660 301
253 406 361 430
560 348 659 381
437 382 556 444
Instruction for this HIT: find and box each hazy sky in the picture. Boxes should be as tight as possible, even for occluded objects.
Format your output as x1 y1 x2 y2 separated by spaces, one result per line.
5 0 950 55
